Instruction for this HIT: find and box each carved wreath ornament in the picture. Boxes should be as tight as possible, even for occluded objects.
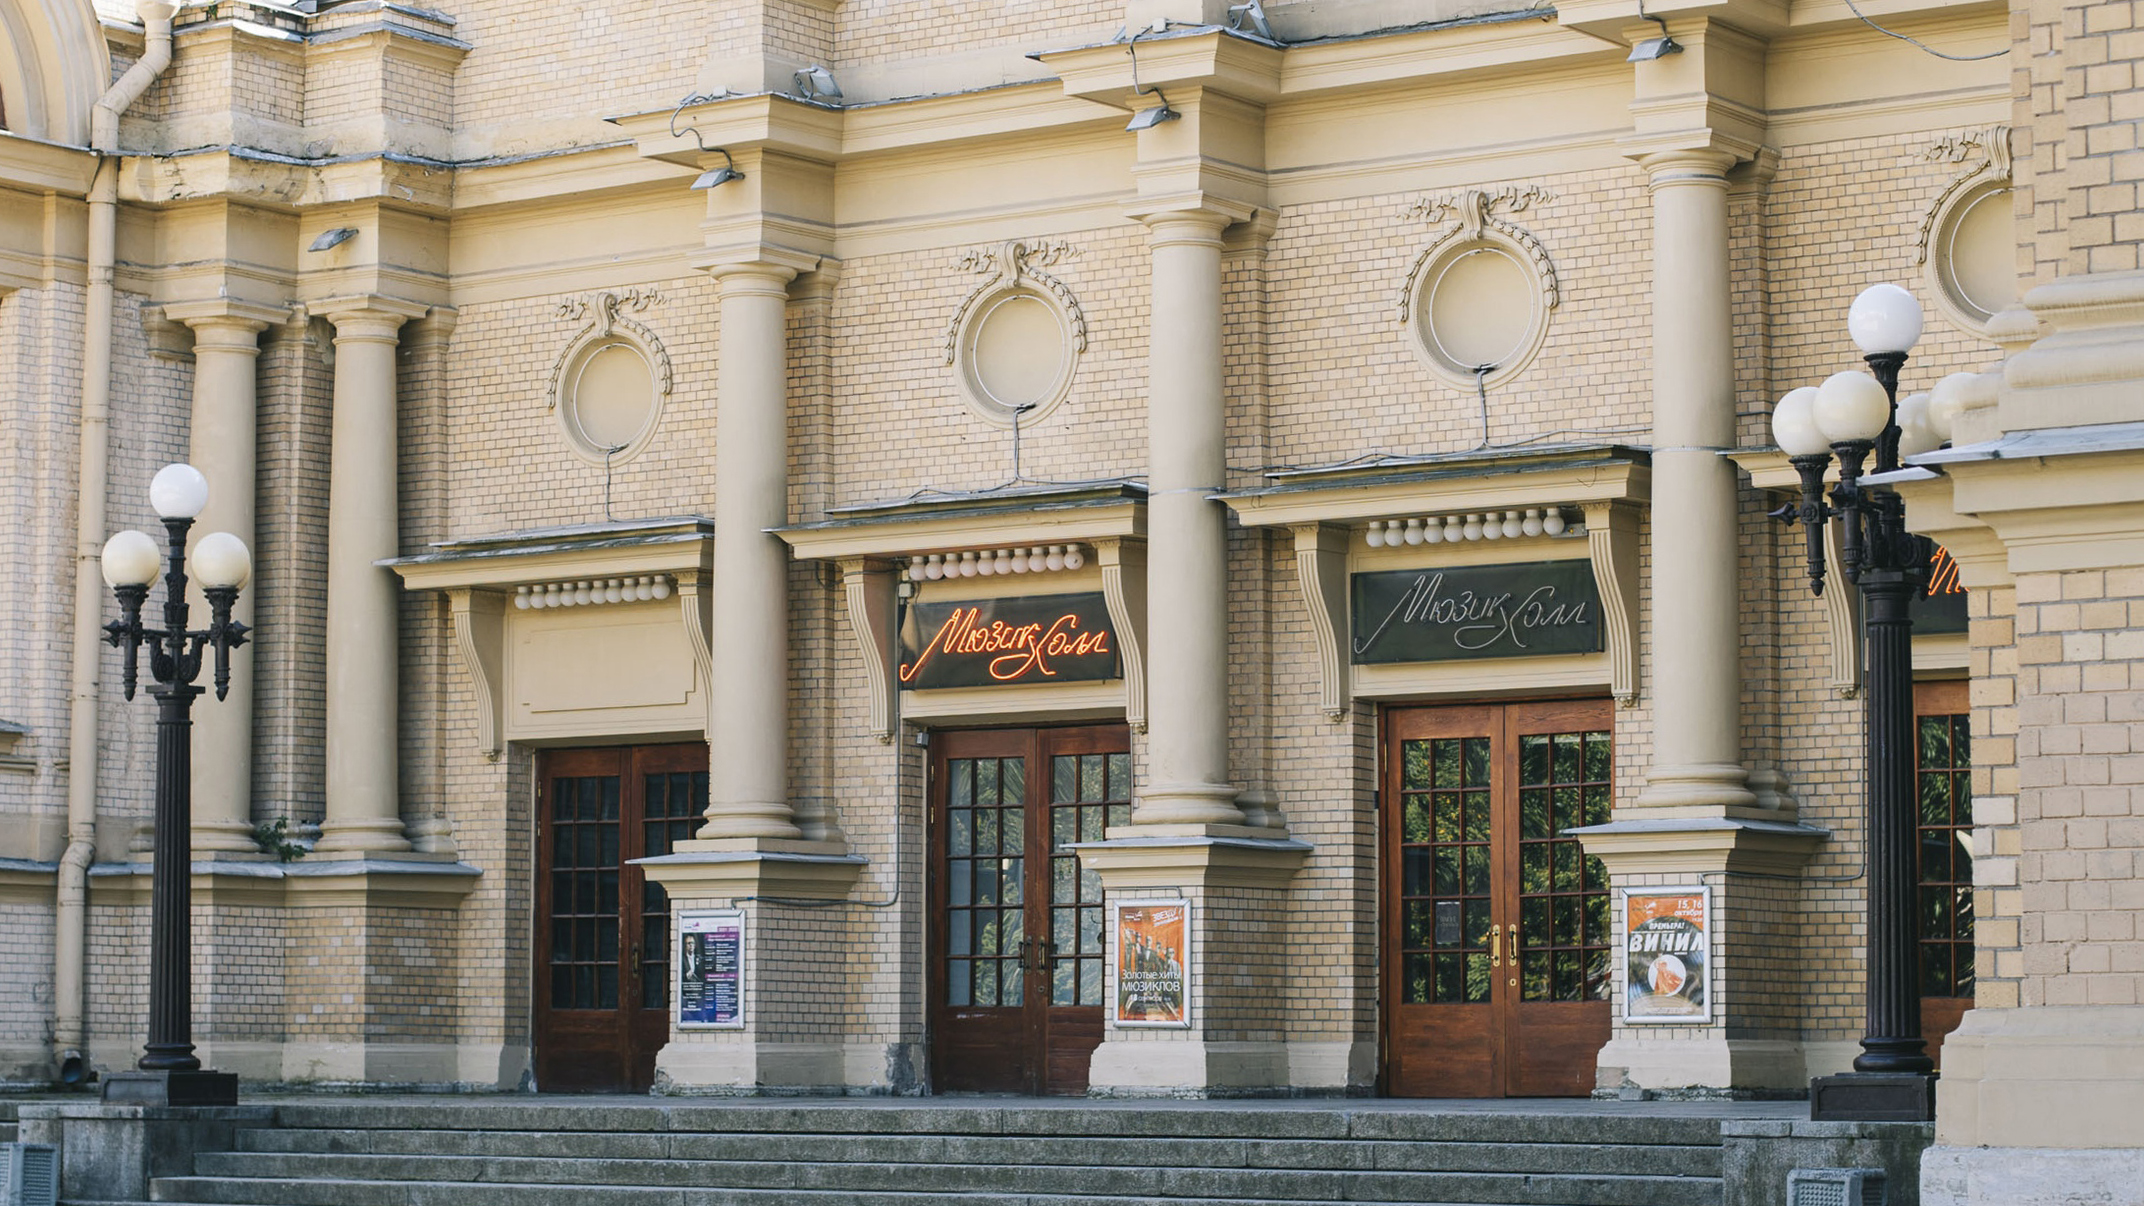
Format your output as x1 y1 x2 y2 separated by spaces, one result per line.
546 288 674 408
1395 185 1560 323
1912 125 2013 267
942 239 1089 366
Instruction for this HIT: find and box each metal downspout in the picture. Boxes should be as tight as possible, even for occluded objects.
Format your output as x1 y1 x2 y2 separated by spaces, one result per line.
55 0 176 1084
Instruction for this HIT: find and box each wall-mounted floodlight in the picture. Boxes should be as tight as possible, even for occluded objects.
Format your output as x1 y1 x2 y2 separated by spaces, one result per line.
691 148 744 190
794 65 842 103
308 227 357 253
1126 88 1180 131
1627 35 1682 61
1227 0 1276 41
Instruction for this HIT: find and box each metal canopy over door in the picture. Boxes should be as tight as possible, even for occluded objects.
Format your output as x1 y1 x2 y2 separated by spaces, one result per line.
533 743 705 1093
1384 700 1615 1097
930 725 1126 1095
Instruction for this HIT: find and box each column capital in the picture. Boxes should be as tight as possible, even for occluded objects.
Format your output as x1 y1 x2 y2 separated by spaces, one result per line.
1125 194 1257 244
1628 145 1742 189
693 247 819 290
402 306 459 352
159 299 288 342
307 294 431 340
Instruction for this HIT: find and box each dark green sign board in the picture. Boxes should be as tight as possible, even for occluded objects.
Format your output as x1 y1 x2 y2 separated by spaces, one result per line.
1351 561 1603 664
898 592 1118 690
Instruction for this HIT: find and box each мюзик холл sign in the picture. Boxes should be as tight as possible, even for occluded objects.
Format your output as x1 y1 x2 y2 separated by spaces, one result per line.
1350 561 1603 664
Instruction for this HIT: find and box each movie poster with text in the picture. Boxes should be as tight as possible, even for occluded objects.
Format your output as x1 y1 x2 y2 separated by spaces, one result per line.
1113 900 1191 1027
1624 888 1710 1023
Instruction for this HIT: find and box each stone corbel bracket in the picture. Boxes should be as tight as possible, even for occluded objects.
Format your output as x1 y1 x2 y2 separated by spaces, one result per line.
447 589 507 760
943 239 1088 366
1094 538 1148 732
1582 500 1642 707
1290 522 1350 720
837 558 899 742
1221 447 1650 713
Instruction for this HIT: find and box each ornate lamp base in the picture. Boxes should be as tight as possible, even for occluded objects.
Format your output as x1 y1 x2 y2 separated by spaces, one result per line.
1809 1071 1937 1122
101 1069 239 1107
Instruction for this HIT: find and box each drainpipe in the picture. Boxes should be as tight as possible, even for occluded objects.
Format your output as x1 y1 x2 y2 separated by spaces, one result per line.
55 0 177 1085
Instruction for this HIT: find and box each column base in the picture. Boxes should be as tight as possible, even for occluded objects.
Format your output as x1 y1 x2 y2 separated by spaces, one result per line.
1923 1145 2144 1206
1129 781 1252 829
101 1069 239 1106
1810 1072 1937 1122
636 848 865 899
1932 1004 2144 1149
1594 1036 1809 1093
1632 762 1759 813
1087 1038 1292 1097
311 817 413 856
188 820 262 856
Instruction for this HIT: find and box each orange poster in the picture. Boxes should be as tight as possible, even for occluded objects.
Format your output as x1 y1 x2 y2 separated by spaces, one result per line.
1113 900 1190 1027
1624 887 1709 1023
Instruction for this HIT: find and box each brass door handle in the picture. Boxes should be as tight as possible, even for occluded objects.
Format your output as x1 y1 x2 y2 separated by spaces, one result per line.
1506 924 1519 965
1490 923 1502 969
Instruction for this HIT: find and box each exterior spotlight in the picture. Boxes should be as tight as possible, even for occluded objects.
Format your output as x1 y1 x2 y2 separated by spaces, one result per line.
1127 91 1180 131
1627 35 1681 61
1227 0 1276 40
308 226 357 252
691 148 744 190
794 65 842 103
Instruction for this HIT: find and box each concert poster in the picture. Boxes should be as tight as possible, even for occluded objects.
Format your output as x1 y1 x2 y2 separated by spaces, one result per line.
1113 899 1191 1028
675 909 745 1029
1623 887 1710 1024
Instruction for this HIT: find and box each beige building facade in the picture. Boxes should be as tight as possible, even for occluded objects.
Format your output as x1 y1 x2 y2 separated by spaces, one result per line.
2 0 2140 1198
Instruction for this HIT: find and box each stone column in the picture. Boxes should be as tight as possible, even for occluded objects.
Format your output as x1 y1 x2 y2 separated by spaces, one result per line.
164 302 282 856
1633 149 1754 812
696 262 803 844
1130 206 1255 832
314 297 426 855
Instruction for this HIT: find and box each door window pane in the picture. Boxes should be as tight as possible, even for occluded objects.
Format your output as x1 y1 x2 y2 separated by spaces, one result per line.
1401 737 1492 1004
1515 728 1613 1003
1916 711 1974 997
547 774 622 1010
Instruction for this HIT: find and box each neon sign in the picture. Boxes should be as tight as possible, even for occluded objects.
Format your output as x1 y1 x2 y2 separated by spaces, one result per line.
1912 545 1969 635
898 592 1118 690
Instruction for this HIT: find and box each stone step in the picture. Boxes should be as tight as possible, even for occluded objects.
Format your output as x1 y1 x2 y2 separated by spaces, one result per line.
230 1127 1723 1177
166 1156 1718 1206
151 1180 1688 1206
257 1103 1729 1148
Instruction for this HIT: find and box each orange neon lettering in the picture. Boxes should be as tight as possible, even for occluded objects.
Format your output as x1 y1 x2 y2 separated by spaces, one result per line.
899 607 1111 684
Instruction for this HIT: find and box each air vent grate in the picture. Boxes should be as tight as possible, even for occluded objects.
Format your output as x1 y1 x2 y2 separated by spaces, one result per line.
1 1143 59 1206
1787 1166 1887 1206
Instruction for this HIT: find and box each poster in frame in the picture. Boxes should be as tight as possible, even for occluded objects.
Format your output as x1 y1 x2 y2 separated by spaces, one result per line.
1622 886 1711 1024
1112 898 1192 1028
675 908 746 1030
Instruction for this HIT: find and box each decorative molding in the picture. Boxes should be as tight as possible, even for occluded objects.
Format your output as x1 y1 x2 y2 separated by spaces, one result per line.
1581 500 1641 708
1397 185 1560 322
1095 538 1149 733
513 575 674 610
1290 523 1351 721
1913 124 2013 267
838 559 898 743
905 544 1090 581
1822 522 1864 698
545 288 674 462
943 238 1088 367
447 590 506 761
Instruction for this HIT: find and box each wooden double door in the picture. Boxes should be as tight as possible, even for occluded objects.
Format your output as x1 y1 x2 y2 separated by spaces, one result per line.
930 725 1126 1095
532 744 706 1093
1384 701 1614 1097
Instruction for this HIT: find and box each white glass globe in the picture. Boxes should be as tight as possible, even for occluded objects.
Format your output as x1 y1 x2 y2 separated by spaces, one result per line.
1770 387 1829 456
1895 393 1940 457
191 531 252 590
1847 283 1923 356
101 529 162 588
1813 371 1892 443
148 463 209 520
1926 371 1980 442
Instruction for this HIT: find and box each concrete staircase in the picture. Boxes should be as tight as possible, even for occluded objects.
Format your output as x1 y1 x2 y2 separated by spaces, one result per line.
70 1099 1734 1206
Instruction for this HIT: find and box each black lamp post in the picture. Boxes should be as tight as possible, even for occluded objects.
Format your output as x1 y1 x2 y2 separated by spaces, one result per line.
1771 283 1942 1122
97 463 251 1106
